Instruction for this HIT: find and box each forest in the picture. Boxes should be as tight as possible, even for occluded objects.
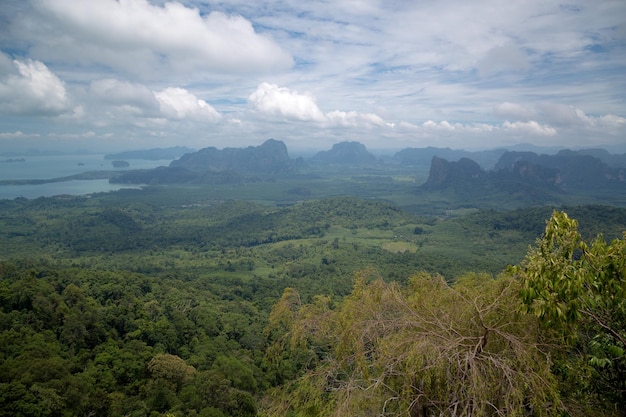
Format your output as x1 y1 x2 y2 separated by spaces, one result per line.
1 151 626 416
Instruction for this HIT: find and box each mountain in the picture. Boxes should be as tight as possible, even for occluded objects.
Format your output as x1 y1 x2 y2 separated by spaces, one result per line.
104 146 194 160
421 150 625 203
575 148 626 168
422 156 487 190
310 141 377 165
170 139 295 174
109 139 294 185
494 150 625 191
393 147 506 170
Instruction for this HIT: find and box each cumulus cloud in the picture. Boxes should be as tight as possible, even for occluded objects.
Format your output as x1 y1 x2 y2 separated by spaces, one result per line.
248 83 389 128
87 79 222 124
248 83 326 122
24 0 293 77
597 114 626 128
155 87 222 122
0 55 70 115
422 120 497 134
1 1 624 150
502 120 557 136
326 110 386 128
416 119 555 137
535 102 626 130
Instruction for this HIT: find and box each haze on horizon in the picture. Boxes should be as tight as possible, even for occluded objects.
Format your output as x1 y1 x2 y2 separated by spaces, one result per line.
0 0 625 155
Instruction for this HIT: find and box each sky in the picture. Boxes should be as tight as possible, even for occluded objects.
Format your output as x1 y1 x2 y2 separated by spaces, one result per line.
0 0 625 154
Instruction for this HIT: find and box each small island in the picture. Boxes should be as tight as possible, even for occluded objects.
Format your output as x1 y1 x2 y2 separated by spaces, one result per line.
112 160 130 168
0 158 26 163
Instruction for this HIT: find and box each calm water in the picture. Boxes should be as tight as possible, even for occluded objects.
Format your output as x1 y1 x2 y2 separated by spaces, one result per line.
0 154 171 199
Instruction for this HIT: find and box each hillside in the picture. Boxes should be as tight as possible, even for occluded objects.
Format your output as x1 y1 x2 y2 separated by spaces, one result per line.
309 141 378 165
420 150 625 206
1 193 625 416
170 139 295 174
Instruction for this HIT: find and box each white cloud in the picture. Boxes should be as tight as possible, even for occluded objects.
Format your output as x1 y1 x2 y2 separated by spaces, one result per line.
421 120 497 134
90 79 159 109
0 131 40 139
597 114 626 128
493 102 535 121
0 1 625 151
535 103 584 126
155 87 222 122
248 83 326 122
86 80 222 124
0 55 70 115
502 120 557 136
415 119 556 139
326 110 386 127
535 102 626 130
248 83 390 129
24 0 293 77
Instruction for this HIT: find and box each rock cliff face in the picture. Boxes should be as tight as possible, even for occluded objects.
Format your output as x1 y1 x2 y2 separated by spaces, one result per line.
422 156 485 190
422 150 625 197
171 139 294 174
494 150 625 190
394 147 504 170
505 160 560 186
310 141 377 164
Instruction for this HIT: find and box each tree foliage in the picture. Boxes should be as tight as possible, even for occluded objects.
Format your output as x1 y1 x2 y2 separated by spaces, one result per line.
513 210 626 410
1 196 625 416
262 270 562 416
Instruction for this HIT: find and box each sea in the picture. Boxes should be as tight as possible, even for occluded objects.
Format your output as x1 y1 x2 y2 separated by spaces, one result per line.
0 154 172 200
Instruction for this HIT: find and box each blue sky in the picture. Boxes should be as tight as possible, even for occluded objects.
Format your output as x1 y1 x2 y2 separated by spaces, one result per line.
0 0 625 153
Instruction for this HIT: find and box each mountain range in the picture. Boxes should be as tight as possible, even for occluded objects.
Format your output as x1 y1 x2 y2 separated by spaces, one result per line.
110 140 626 202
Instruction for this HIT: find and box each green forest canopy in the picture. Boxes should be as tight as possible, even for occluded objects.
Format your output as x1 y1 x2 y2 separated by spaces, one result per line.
0 198 625 416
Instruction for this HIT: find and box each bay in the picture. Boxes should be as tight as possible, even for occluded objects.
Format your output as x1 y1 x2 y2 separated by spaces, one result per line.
0 154 171 199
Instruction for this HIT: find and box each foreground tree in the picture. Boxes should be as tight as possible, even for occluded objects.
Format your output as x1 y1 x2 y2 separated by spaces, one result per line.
512 210 626 412
262 269 562 416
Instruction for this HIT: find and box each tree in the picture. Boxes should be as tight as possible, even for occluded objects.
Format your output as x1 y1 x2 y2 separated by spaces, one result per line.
147 353 195 392
262 269 561 416
512 210 626 412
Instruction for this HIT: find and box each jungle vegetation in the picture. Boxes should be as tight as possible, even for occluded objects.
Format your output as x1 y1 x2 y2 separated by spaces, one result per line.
0 184 625 416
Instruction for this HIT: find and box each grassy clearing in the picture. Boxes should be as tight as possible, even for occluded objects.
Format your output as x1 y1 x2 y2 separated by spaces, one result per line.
381 241 418 253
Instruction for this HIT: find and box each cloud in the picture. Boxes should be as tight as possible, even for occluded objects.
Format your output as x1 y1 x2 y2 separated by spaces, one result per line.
535 103 585 126
0 55 70 115
248 83 389 128
421 120 497 134
413 119 556 139
24 0 293 77
0 131 40 139
90 79 159 110
597 114 626 128
326 111 386 128
87 80 222 124
249 83 326 122
535 102 626 130
46 131 99 140
493 102 535 121
0 1 624 151
502 120 557 136
154 88 222 122
477 43 530 76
